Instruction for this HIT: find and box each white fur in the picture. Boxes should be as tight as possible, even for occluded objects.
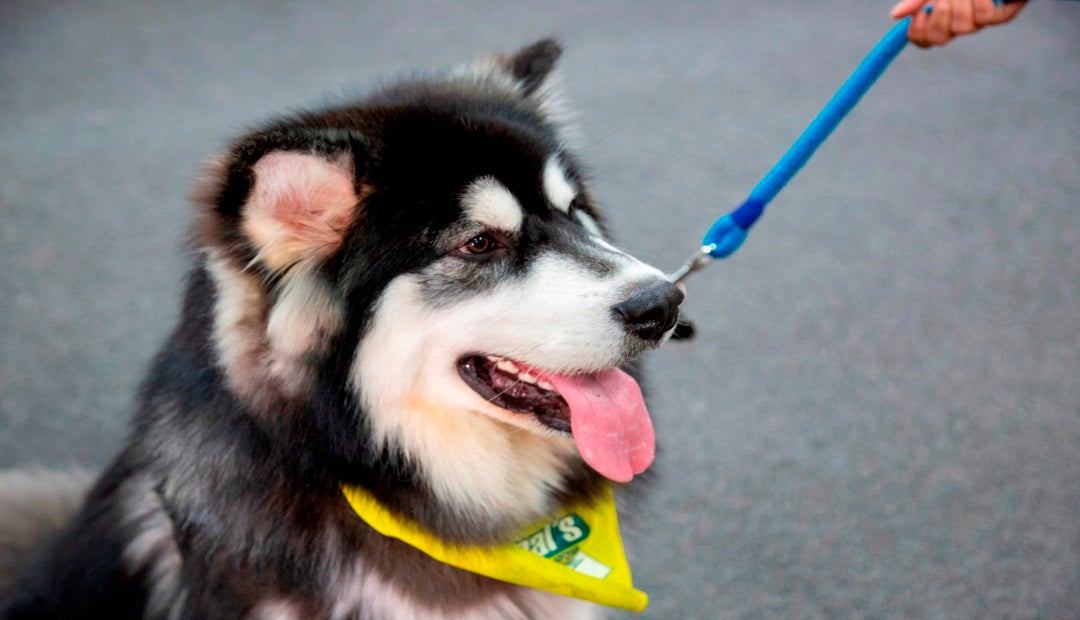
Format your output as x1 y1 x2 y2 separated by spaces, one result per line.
509 589 606 620
352 275 579 527
541 158 605 236
207 249 342 405
351 239 667 527
326 556 604 619
543 158 576 214
451 56 575 137
207 250 275 398
329 559 425 620
589 236 657 273
248 600 303 620
121 477 187 619
267 273 342 358
575 210 604 238
461 177 524 233
450 57 522 94
521 69 578 147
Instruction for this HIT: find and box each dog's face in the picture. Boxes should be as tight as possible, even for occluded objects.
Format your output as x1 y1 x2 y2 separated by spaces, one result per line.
193 40 682 541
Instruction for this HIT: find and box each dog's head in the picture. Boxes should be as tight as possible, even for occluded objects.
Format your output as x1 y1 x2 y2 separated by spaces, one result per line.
192 40 683 542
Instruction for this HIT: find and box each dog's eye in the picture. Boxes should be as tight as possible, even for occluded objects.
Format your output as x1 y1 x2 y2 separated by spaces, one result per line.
458 233 499 255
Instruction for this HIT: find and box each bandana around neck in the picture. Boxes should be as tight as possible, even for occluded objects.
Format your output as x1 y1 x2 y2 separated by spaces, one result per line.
340 483 648 612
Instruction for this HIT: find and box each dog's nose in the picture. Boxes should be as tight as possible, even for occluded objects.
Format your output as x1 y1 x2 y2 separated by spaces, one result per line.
613 280 685 341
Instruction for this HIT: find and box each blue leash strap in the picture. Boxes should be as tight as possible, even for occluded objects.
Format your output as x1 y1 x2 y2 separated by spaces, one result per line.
669 17 914 283
705 17 912 259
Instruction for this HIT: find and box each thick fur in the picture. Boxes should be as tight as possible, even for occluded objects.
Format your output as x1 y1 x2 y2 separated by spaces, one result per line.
1 40 680 619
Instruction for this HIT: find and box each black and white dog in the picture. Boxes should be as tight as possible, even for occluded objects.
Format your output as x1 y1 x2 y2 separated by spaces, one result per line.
0 40 684 619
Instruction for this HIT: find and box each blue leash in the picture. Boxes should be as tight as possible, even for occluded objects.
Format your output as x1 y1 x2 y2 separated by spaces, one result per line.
670 14 917 283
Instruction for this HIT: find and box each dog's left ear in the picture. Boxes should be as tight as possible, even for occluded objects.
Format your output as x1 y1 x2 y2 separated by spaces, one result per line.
501 38 562 97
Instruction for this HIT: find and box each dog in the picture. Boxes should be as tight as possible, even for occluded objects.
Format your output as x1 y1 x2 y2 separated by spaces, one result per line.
0 39 685 619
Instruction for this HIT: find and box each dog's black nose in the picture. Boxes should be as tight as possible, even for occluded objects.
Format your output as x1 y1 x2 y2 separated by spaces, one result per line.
614 280 685 341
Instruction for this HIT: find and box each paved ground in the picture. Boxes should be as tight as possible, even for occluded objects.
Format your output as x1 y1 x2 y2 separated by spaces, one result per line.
2 1 1078 617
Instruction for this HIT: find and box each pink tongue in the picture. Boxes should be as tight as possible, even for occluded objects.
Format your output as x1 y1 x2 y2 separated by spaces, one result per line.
546 368 655 483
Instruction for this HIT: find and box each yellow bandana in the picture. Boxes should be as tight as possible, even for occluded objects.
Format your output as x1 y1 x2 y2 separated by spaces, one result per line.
340 484 648 612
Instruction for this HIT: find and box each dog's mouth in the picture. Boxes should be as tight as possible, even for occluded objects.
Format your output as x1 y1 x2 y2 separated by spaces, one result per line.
457 355 572 433
456 354 655 482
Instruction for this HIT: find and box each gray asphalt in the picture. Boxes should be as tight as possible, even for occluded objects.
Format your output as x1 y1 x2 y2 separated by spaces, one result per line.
2 1 1078 618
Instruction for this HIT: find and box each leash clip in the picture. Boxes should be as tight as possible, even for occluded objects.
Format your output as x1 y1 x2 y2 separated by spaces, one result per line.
669 246 714 284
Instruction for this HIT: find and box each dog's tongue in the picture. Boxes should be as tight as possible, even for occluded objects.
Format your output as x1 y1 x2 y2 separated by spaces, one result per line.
546 368 654 483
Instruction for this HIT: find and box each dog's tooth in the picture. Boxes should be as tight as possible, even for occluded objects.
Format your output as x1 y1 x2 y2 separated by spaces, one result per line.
496 360 520 374
537 379 555 391
518 371 538 384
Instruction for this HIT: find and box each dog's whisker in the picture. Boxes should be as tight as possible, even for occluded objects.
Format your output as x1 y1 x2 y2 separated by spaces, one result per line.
488 379 524 403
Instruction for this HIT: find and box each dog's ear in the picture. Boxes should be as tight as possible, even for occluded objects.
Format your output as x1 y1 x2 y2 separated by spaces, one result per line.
241 150 358 272
502 38 562 97
195 132 367 273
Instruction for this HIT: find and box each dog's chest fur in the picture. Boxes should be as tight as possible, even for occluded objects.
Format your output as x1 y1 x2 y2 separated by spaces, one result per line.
105 470 603 620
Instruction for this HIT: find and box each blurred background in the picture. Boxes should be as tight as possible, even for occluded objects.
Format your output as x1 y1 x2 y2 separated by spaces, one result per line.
2 1 1077 617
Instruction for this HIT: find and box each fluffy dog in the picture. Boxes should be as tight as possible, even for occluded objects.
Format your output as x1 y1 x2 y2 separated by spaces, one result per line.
1 40 683 619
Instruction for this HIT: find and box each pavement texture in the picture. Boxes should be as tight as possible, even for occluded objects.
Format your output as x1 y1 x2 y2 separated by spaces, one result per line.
2 1 1078 617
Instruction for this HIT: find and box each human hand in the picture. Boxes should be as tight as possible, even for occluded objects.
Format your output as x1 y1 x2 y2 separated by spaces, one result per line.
890 0 1027 47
